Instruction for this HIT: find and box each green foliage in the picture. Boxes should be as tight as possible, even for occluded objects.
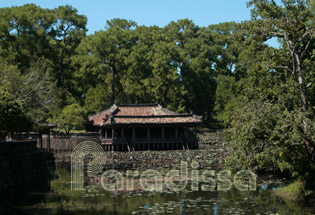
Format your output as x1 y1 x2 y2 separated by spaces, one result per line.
0 4 87 124
0 62 59 123
274 180 306 202
52 5 87 89
0 88 31 137
225 100 314 176
0 4 242 122
83 84 110 115
148 40 186 112
74 19 137 104
53 104 86 134
0 4 55 71
222 0 315 187
75 18 225 116
106 18 137 30
214 75 239 125
164 19 215 118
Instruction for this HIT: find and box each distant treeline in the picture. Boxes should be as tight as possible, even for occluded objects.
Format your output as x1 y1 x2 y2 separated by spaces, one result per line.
1 3 251 126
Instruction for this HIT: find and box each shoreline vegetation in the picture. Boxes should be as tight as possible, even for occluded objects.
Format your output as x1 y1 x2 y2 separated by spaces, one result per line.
273 180 315 205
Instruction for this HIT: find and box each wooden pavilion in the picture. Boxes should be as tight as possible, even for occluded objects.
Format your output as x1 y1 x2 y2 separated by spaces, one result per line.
87 104 202 151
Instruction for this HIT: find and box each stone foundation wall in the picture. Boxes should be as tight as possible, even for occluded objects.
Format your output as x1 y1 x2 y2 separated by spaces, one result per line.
44 136 100 164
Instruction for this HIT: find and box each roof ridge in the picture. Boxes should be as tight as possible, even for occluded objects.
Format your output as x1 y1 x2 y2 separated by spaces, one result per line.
113 114 193 118
117 103 158 107
159 105 182 115
88 104 117 120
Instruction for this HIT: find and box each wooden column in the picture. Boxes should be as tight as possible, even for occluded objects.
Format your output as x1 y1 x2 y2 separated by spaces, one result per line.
175 127 178 139
144 127 151 150
161 127 165 139
132 127 136 140
147 127 150 139
48 129 51 152
39 131 43 150
122 128 125 139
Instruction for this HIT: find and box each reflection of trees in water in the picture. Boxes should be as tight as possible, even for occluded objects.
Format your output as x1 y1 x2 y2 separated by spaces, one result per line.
13 167 313 215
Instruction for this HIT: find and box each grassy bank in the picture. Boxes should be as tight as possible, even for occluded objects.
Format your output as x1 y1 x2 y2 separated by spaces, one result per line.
274 180 314 204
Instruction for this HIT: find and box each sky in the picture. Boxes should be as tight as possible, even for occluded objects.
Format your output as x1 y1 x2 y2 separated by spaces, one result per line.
0 0 279 47
1 0 252 33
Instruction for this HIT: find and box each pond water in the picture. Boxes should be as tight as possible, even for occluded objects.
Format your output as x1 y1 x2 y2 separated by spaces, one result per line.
3 166 315 215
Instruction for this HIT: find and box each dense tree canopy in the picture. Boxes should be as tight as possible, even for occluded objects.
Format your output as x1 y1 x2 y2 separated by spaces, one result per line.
221 0 314 187
52 103 86 135
0 4 244 124
0 88 31 138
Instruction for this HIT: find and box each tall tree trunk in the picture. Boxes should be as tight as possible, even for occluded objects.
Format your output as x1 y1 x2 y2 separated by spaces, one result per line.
296 56 308 112
58 37 66 87
58 48 64 87
295 53 314 161
110 64 116 105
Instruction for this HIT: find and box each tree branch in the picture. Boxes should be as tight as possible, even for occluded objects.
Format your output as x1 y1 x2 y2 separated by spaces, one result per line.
273 65 293 73
300 35 313 60
306 81 314 89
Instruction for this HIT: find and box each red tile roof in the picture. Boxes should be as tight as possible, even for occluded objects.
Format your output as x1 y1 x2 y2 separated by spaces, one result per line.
89 104 202 126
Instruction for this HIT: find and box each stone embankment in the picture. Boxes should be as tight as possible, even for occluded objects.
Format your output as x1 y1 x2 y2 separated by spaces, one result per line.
0 141 49 207
48 129 228 171
103 142 230 171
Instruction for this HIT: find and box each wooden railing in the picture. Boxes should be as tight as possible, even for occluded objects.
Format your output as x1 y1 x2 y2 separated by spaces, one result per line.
101 138 113 145
100 137 198 145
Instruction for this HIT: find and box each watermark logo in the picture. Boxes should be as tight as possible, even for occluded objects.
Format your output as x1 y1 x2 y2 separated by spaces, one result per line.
71 141 256 192
71 141 106 190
